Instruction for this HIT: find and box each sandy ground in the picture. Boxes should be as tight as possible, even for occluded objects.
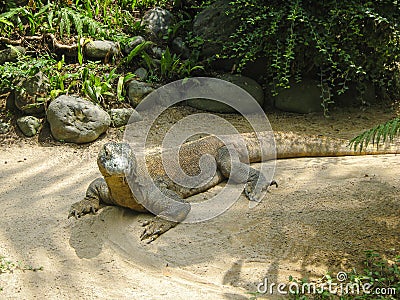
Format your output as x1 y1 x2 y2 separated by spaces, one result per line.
0 105 399 299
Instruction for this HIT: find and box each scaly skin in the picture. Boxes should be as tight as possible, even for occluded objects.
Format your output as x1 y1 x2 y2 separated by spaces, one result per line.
69 131 400 242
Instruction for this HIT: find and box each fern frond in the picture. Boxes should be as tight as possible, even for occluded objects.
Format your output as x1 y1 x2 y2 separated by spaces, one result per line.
57 7 104 38
0 7 26 19
59 8 66 38
69 8 83 36
64 9 71 37
350 117 400 151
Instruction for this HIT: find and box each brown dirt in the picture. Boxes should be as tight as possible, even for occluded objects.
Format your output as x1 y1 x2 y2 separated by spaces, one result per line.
0 105 399 299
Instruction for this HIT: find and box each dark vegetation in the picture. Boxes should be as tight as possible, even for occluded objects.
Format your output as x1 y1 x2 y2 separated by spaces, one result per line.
1 0 399 145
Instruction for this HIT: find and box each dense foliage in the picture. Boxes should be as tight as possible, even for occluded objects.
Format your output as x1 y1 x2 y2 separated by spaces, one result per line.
0 0 204 108
223 0 400 110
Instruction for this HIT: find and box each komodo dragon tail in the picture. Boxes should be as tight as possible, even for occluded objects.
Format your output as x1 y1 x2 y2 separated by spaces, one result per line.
273 131 400 159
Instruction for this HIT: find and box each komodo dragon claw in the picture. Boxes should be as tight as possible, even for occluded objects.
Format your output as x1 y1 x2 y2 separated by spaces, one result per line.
140 217 178 243
245 180 279 202
68 197 100 219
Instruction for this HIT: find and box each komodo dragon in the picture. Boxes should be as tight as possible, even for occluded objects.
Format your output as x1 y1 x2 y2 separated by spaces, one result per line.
68 131 399 242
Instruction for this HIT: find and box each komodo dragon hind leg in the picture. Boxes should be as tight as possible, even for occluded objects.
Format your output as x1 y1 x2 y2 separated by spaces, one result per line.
140 218 178 244
68 177 112 219
245 172 278 202
217 146 278 203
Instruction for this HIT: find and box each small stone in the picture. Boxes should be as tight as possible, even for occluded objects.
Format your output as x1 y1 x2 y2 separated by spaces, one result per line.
123 36 146 55
0 46 26 64
171 37 190 59
17 116 41 137
151 47 165 59
127 80 155 107
134 68 148 81
84 40 119 60
109 108 142 128
0 122 10 134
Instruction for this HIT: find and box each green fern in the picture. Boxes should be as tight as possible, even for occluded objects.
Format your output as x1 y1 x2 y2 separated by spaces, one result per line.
57 7 104 38
350 118 400 151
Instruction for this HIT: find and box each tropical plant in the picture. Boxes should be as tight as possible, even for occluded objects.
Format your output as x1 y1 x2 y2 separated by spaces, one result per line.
221 1 400 111
81 66 119 104
350 118 400 151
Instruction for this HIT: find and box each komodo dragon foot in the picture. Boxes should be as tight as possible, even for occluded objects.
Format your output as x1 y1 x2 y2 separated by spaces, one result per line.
68 178 111 219
140 217 178 243
245 179 278 202
68 197 100 219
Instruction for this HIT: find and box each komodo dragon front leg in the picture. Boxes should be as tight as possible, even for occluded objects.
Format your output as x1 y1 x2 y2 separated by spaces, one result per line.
68 175 190 243
68 178 113 218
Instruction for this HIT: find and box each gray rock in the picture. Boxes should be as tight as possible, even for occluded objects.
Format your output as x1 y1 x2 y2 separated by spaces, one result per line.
0 122 10 134
127 80 155 107
0 46 26 64
186 74 264 113
109 108 142 127
134 68 148 80
47 95 111 143
123 36 146 55
14 72 49 116
84 40 119 60
171 37 190 59
17 116 41 137
142 7 174 38
151 46 165 59
193 0 239 58
271 78 323 114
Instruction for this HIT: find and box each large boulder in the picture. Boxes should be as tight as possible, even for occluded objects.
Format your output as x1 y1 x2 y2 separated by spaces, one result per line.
271 78 323 114
186 74 264 113
142 8 174 38
193 0 239 59
47 95 110 143
14 72 49 116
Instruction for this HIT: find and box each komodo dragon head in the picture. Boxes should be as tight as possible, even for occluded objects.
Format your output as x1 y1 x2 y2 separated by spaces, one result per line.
97 142 136 178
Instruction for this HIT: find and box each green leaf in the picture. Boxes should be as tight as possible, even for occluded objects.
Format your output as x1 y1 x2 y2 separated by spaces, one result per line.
126 41 153 63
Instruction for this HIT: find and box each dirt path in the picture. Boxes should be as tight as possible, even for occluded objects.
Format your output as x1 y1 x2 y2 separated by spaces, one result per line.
0 106 399 299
